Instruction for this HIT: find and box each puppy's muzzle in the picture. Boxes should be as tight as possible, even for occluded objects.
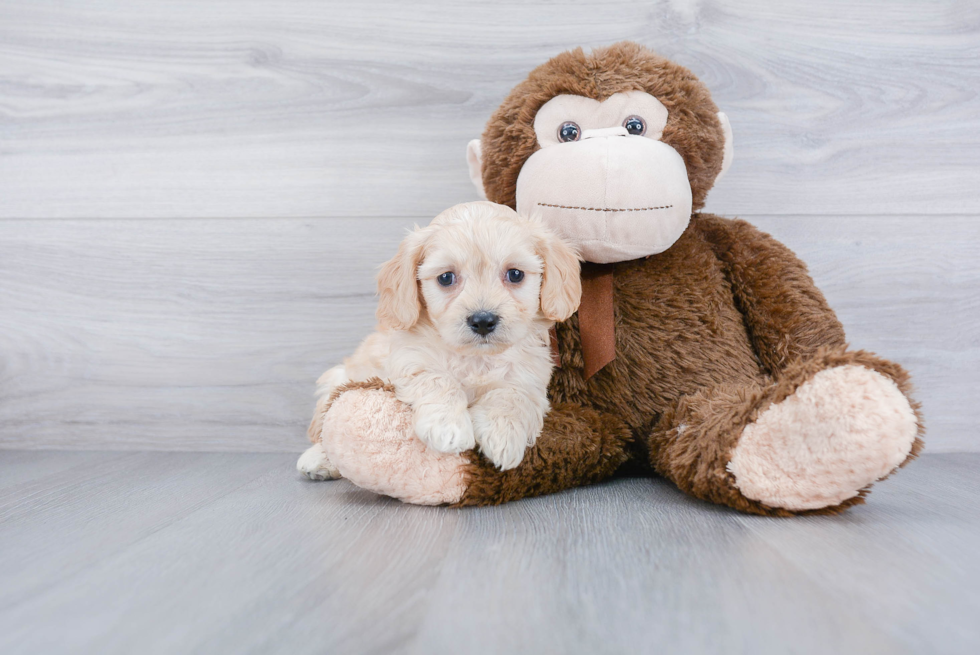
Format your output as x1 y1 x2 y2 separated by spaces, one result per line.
467 311 499 336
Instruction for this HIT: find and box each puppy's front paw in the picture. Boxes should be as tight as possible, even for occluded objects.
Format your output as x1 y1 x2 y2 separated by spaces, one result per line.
297 443 342 481
414 403 475 454
471 404 535 471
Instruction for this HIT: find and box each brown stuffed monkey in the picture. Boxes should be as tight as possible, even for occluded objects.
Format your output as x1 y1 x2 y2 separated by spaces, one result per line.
308 42 923 516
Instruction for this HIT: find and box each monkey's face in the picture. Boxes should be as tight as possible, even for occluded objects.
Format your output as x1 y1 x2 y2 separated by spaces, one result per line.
515 91 700 264
467 42 734 265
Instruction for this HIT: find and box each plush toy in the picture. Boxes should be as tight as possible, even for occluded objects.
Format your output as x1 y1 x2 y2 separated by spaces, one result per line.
309 41 923 516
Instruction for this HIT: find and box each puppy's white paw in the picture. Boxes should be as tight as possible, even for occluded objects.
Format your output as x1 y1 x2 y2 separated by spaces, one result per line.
414 403 475 454
471 404 534 470
297 443 342 481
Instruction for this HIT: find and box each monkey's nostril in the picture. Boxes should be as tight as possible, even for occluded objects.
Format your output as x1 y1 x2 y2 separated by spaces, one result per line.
467 311 498 336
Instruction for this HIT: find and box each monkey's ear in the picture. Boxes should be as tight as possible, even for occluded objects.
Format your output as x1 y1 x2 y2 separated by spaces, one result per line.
466 139 488 200
717 112 734 180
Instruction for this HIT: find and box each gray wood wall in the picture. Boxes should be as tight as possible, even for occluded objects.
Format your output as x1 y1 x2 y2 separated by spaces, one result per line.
1 0 977 452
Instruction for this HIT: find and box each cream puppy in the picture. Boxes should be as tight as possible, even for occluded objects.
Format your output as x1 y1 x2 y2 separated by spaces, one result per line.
298 201 581 479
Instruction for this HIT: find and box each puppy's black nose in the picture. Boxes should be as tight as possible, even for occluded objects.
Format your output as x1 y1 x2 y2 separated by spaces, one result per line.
467 311 498 336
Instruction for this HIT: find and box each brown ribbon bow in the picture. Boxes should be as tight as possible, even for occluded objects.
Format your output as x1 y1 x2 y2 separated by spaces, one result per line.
550 262 616 379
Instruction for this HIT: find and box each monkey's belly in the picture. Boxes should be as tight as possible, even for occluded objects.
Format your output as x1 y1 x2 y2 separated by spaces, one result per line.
557 224 768 437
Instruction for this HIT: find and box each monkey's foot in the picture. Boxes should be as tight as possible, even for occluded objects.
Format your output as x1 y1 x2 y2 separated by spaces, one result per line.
320 387 468 505
727 365 919 511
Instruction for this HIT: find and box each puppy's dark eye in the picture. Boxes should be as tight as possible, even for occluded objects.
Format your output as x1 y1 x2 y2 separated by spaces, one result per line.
437 272 456 287
623 115 646 136
506 269 524 284
558 122 580 142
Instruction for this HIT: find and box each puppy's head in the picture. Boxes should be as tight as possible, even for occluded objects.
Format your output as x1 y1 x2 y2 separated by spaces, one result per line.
377 201 581 353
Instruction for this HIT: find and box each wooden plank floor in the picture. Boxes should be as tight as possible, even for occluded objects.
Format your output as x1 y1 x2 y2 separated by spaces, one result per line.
1 451 977 654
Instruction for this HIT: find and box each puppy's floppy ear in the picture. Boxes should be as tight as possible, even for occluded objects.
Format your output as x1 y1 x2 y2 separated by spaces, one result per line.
536 225 582 322
377 227 427 330
466 139 487 200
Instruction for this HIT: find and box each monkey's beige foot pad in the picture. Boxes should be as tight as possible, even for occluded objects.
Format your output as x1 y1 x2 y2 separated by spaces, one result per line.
320 388 468 505
727 365 918 511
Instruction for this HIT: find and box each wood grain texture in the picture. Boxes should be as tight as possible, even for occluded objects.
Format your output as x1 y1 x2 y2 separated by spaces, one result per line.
0 215 976 452
0 451 976 654
0 217 413 451
1 0 978 218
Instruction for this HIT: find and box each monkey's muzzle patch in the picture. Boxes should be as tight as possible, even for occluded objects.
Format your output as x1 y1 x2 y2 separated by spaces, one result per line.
516 135 693 264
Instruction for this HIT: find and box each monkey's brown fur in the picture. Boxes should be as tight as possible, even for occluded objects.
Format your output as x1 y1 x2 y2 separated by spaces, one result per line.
457 43 924 515
455 216 923 515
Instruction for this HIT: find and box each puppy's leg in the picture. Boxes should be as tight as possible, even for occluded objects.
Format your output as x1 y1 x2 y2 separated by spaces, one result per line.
394 372 475 454
471 386 548 470
316 365 350 400
306 364 349 443
297 442 342 481
301 364 350 481
413 400 475 454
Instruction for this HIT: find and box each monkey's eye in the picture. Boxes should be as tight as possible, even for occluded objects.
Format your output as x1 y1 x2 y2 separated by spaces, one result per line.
506 269 524 284
623 115 646 136
558 122 580 142
437 272 456 287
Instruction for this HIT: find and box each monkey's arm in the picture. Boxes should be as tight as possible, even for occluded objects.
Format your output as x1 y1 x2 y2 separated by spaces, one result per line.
456 402 632 506
318 381 631 505
321 378 632 506
648 215 923 516
695 214 846 375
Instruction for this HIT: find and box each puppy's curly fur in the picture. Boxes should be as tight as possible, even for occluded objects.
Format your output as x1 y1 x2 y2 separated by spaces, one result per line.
299 201 581 477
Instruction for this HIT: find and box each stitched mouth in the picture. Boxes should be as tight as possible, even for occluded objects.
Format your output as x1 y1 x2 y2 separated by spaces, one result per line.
537 202 673 212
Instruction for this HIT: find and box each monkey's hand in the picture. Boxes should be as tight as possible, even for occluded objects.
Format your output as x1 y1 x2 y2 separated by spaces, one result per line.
319 382 468 505
319 383 632 506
